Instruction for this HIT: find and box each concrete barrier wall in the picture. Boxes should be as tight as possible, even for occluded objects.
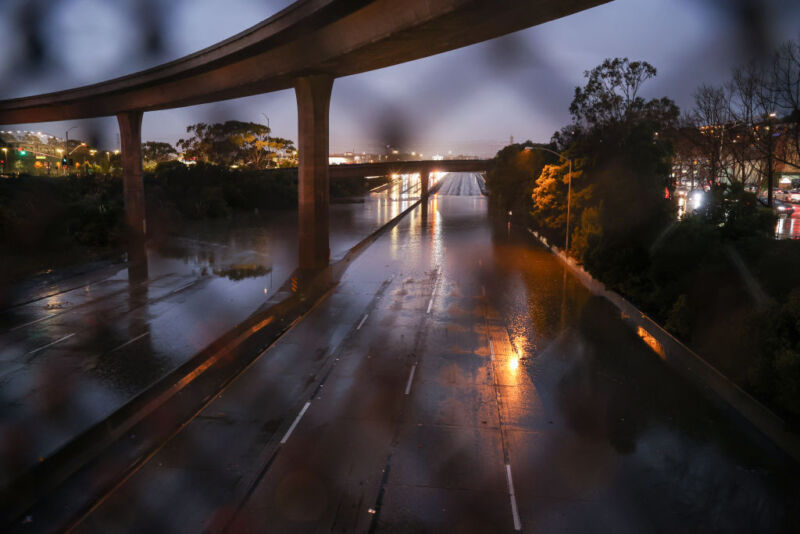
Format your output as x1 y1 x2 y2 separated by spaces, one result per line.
527 228 800 464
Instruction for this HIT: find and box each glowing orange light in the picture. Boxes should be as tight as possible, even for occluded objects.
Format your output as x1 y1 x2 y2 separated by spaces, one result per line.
637 326 666 359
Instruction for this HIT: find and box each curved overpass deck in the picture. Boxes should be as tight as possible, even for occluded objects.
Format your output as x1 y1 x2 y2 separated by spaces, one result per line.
0 0 608 124
0 0 607 270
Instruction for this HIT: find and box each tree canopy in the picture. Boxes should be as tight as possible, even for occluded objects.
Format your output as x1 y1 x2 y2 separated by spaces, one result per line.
142 141 177 166
570 58 679 131
177 120 295 169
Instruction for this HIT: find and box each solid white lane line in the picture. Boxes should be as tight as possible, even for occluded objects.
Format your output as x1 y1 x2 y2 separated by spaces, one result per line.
426 267 441 314
489 339 495 361
12 313 58 331
26 332 76 356
357 313 369 330
506 464 522 531
404 363 417 395
281 401 311 444
110 332 149 353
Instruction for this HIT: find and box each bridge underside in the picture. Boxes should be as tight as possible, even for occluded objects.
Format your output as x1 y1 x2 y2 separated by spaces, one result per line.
0 0 608 271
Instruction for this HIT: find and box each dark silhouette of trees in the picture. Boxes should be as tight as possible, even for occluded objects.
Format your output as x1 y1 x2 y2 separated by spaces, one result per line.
532 58 678 277
141 141 177 169
177 121 295 169
678 35 800 206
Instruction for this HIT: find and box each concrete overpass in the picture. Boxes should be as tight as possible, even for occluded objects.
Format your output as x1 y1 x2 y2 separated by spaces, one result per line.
0 0 609 270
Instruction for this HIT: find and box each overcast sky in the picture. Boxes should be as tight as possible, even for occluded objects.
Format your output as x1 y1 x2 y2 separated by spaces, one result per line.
1 0 798 157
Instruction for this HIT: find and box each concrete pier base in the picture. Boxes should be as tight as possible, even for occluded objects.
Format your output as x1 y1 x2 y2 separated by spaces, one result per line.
295 75 334 271
117 111 146 240
420 167 430 197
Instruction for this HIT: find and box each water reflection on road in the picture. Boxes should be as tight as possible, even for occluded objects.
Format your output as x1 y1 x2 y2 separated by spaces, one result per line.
776 210 800 239
0 175 421 490
17 175 798 533
483 215 799 533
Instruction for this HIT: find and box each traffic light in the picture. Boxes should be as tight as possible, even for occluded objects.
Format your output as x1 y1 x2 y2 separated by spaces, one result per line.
18 149 27 157
62 157 68 165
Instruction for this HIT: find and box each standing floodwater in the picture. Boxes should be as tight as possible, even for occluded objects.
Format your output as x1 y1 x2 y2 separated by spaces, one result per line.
0 175 421 493
54 182 800 533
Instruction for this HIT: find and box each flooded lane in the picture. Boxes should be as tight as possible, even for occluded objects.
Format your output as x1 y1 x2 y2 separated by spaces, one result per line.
66 178 799 533
0 175 422 491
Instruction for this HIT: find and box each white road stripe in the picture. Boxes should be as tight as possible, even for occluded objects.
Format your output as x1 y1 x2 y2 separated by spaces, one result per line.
281 401 311 444
489 339 495 361
110 332 149 353
12 314 57 331
506 464 522 531
356 313 369 330
426 267 439 314
404 363 417 395
26 332 76 356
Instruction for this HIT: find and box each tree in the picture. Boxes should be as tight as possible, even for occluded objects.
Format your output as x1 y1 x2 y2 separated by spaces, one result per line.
771 37 800 176
688 84 731 187
142 141 177 169
485 142 556 217
176 121 295 169
569 58 677 131
532 57 678 276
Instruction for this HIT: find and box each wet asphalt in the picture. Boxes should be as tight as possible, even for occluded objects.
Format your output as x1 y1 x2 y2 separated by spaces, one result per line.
0 177 419 493
55 173 800 533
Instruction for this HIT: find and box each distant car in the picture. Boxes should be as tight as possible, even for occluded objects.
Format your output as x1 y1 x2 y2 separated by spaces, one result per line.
790 189 800 203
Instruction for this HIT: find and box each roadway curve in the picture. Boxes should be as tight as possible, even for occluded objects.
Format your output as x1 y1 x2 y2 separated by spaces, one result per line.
0 0 609 124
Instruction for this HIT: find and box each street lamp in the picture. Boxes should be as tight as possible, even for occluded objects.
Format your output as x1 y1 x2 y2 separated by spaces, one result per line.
68 142 87 156
524 146 574 255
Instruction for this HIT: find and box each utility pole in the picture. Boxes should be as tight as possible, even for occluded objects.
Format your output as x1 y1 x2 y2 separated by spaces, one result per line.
524 146 573 255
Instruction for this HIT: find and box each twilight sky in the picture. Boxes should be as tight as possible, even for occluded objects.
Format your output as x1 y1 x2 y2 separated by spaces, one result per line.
1 0 798 157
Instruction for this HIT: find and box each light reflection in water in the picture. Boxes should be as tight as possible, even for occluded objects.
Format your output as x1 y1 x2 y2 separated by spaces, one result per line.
776 215 800 239
431 195 443 266
637 326 666 359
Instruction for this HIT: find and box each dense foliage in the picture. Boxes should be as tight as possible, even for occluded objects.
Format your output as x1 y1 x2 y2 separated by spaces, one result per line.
533 58 679 287
484 142 556 219
142 141 177 171
488 56 800 419
176 121 295 168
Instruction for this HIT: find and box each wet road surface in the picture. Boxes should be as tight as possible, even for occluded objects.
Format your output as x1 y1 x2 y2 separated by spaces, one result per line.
432 172 485 196
59 175 799 533
0 177 420 492
776 209 800 239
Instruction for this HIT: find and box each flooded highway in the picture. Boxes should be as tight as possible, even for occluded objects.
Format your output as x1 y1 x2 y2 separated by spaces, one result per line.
37 173 799 533
0 176 420 497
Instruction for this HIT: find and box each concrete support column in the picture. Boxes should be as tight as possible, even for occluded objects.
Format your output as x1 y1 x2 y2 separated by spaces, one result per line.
117 111 146 240
420 166 430 197
295 75 333 271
